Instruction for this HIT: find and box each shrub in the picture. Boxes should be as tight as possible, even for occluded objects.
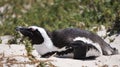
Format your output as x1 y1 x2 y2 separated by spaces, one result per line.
0 0 120 35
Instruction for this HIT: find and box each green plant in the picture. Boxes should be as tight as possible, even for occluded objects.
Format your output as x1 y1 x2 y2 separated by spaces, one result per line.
0 0 120 36
22 37 33 55
0 39 2 43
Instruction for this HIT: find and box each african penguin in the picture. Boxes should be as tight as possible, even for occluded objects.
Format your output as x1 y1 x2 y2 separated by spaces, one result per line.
16 26 118 59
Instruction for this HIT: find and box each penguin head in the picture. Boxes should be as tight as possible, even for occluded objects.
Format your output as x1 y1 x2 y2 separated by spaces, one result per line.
16 26 44 44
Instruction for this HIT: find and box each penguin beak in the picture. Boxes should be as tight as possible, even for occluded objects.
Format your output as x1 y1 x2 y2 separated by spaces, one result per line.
16 26 26 31
16 26 33 36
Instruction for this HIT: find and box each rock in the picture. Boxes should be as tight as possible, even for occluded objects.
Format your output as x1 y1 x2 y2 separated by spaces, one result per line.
0 35 14 44
96 25 107 38
0 44 39 67
105 35 120 53
46 55 120 67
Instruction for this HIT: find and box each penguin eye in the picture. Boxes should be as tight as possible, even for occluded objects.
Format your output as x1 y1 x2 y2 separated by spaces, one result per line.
29 28 36 31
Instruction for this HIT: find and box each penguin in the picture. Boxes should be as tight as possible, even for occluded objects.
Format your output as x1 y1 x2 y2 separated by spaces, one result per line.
16 26 118 59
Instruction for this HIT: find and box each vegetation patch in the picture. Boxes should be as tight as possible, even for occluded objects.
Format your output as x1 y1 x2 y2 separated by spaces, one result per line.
0 0 120 36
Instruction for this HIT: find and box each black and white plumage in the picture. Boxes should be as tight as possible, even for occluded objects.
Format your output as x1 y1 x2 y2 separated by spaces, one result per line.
16 26 118 59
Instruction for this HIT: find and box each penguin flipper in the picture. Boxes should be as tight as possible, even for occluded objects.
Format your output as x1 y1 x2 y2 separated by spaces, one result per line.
70 41 101 60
